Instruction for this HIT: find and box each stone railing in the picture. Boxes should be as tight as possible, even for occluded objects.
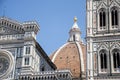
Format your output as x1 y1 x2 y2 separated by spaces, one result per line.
19 70 73 80
0 34 24 41
33 70 72 75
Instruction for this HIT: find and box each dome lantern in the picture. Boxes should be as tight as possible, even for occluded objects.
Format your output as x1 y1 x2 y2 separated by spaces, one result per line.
68 16 82 42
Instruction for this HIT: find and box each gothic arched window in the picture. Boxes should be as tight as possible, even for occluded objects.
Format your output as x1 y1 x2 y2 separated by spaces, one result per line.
100 50 107 70
112 49 120 69
111 7 119 26
99 8 106 29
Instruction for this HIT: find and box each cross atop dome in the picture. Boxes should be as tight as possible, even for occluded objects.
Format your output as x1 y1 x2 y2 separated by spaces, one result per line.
74 16 77 22
68 16 82 42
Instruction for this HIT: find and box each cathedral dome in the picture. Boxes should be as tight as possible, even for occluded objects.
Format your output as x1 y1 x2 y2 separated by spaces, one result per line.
50 17 86 79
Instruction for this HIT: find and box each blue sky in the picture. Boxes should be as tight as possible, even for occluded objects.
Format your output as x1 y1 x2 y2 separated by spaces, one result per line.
0 0 86 55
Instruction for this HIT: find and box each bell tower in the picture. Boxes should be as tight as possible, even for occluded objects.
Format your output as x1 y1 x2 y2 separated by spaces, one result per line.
86 0 120 80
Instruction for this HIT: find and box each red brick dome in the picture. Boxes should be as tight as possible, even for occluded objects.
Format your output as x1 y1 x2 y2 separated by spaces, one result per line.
50 41 86 78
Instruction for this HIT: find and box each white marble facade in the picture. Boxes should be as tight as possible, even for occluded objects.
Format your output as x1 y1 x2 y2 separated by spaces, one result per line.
0 17 72 80
86 0 120 80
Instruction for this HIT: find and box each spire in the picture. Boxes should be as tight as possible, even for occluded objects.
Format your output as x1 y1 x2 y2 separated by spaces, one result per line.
68 16 82 42
72 16 79 29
